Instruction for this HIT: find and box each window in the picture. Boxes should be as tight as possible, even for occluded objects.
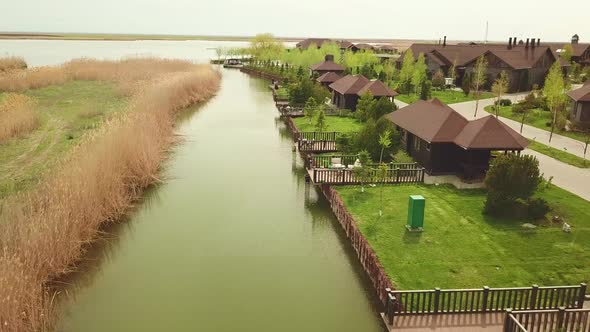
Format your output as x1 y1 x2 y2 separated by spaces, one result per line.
413 137 421 151
426 143 431 151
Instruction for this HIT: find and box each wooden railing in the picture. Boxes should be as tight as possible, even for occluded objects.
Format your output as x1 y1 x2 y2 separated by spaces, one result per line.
312 167 424 185
308 154 419 171
297 131 339 142
384 284 587 326
504 308 590 332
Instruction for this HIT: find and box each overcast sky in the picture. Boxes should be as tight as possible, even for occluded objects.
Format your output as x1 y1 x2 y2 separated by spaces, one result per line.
1 0 588 42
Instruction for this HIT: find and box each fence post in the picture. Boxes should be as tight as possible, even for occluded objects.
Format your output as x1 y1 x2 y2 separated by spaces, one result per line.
482 286 490 312
434 288 441 314
503 309 513 332
556 306 566 328
529 284 539 309
313 169 317 183
578 283 587 308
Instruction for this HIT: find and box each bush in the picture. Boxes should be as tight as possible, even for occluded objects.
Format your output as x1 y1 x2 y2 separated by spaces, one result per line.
484 154 543 217
528 198 551 220
495 99 512 106
350 118 400 161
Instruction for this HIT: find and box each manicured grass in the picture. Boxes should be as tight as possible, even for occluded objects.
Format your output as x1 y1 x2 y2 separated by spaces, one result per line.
0 81 128 197
293 115 363 133
488 105 589 143
528 141 589 168
275 87 289 99
336 184 590 289
396 90 495 105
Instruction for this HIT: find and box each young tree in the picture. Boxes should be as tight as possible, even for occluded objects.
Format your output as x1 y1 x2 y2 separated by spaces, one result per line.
304 97 317 124
399 49 415 94
432 69 445 90
491 71 509 118
420 80 432 100
249 33 284 60
471 55 488 117
543 61 566 143
353 118 400 161
449 59 458 87
412 53 428 95
315 107 327 132
372 97 397 120
378 163 388 217
561 44 574 63
353 150 372 193
355 92 376 122
378 130 392 164
461 72 471 96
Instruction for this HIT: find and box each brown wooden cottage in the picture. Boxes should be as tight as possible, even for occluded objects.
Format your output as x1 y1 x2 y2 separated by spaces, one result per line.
399 38 568 92
316 71 342 87
328 75 398 111
547 35 590 66
568 82 590 128
384 99 529 180
310 54 346 77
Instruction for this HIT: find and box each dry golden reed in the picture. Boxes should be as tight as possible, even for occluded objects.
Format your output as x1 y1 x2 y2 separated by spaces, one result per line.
0 94 40 143
0 59 221 332
0 56 27 72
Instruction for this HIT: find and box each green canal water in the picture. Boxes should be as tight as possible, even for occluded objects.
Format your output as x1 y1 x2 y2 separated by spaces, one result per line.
58 69 385 331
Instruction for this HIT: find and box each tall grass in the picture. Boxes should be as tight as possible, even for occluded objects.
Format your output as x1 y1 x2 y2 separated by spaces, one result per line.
0 60 221 332
0 94 40 143
0 56 27 72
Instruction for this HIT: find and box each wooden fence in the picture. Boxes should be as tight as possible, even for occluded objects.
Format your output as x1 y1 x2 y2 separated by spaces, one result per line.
504 308 590 332
384 284 587 325
320 185 394 305
311 167 424 185
308 154 418 170
239 67 283 82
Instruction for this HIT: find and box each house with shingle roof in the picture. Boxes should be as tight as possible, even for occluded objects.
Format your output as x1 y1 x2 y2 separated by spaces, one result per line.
296 38 332 50
328 75 398 111
399 38 566 92
384 99 528 180
316 72 342 87
309 54 345 76
567 82 590 128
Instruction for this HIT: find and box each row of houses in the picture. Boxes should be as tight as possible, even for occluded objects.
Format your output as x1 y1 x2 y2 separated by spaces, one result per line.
296 38 397 54
310 55 398 111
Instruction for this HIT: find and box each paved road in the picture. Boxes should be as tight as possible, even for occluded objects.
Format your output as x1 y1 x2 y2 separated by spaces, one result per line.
394 96 590 201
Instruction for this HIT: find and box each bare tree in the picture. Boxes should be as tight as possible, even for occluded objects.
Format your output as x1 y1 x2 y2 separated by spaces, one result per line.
491 71 509 118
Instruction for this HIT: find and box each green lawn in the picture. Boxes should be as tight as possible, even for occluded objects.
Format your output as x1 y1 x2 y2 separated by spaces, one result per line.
275 87 289 99
528 141 589 168
293 115 363 133
0 80 128 197
336 184 590 290
488 105 589 143
396 90 495 105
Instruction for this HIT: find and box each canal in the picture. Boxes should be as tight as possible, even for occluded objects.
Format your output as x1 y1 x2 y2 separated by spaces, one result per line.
2 40 385 332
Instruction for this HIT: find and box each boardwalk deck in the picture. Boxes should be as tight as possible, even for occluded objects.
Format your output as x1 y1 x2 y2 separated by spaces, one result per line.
381 312 504 332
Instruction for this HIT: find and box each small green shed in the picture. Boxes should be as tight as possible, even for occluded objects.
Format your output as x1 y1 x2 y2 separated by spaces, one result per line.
406 195 425 231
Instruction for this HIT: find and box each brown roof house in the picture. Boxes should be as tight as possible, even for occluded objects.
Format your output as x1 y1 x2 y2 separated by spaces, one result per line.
296 38 332 50
384 99 528 181
316 72 342 87
568 83 590 128
355 43 375 51
328 75 398 111
310 54 345 77
399 37 566 92
547 34 590 65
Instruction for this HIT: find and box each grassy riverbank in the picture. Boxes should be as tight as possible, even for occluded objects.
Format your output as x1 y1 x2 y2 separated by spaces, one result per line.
0 59 221 332
0 81 128 197
336 184 590 290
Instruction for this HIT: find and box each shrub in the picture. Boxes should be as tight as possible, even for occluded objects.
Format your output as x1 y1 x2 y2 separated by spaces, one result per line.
461 73 471 96
495 99 512 106
351 118 400 161
484 154 543 217
528 198 551 220
0 56 27 72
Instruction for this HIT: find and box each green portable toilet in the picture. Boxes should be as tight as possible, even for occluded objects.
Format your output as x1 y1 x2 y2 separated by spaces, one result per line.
406 195 425 231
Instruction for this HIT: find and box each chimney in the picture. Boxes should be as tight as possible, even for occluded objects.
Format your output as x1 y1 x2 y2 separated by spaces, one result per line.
530 37 535 48
443 36 447 47
325 54 334 62
537 38 540 47
513 37 517 47
525 38 529 48
508 37 513 49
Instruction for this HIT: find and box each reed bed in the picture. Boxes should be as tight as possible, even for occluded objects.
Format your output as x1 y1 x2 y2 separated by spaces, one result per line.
0 56 27 72
0 94 40 143
0 59 221 332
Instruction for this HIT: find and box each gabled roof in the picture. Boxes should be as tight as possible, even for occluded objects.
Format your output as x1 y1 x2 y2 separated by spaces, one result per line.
329 75 370 95
568 84 590 102
454 116 529 150
336 40 356 49
384 99 468 143
357 80 398 97
355 43 375 50
310 60 345 72
316 71 342 84
385 99 528 150
545 42 590 57
296 38 332 49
